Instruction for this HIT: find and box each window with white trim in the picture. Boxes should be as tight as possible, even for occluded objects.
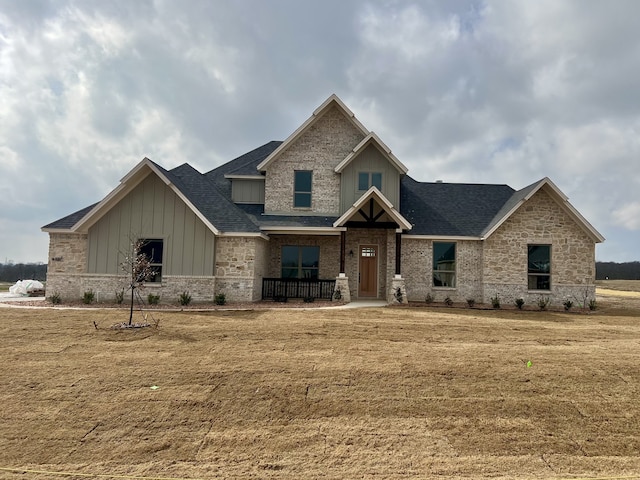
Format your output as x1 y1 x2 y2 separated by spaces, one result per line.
358 172 383 191
433 242 456 288
138 239 163 283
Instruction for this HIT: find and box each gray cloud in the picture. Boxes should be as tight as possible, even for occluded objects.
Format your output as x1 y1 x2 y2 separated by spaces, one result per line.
0 0 638 263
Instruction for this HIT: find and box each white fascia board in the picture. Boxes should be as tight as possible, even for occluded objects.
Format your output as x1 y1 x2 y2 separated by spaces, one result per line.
41 227 82 234
223 174 265 180
402 234 483 241
257 94 370 171
482 178 605 243
72 159 157 232
335 133 408 174
333 186 412 230
219 232 270 240
260 226 344 236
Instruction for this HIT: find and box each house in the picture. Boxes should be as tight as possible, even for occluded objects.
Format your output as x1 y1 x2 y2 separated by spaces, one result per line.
42 94 604 306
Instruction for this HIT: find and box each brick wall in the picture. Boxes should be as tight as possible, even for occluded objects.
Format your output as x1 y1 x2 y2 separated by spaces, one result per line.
264 106 365 215
401 238 483 302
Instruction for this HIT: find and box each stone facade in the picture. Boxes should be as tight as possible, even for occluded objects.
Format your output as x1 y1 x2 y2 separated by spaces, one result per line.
263 106 365 215
482 188 596 307
215 236 266 302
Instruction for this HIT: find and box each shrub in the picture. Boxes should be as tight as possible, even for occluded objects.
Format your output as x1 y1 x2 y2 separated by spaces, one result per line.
425 293 434 304
147 293 160 305
214 293 226 305
563 299 573 311
538 295 550 311
444 296 453 306
179 291 192 306
490 294 501 309
83 289 95 304
466 298 475 308
588 298 597 311
115 289 125 304
394 287 403 303
333 288 342 301
48 292 61 305
515 298 525 310
303 296 315 303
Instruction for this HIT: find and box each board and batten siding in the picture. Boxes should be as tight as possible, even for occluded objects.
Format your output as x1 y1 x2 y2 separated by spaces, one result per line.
340 144 400 213
87 173 216 276
231 178 265 204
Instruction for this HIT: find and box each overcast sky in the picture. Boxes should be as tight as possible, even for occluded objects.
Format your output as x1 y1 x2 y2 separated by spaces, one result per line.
1 0 639 264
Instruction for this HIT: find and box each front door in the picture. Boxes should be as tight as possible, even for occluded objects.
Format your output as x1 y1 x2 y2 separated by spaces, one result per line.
359 245 378 297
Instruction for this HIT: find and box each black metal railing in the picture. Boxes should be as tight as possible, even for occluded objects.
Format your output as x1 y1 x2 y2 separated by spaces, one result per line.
262 278 336 300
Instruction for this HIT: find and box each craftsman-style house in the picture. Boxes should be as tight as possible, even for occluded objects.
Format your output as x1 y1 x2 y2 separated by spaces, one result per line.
42 94 604 306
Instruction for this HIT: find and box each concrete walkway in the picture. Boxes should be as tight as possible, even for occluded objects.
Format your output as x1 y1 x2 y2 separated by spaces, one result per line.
339 300 388 309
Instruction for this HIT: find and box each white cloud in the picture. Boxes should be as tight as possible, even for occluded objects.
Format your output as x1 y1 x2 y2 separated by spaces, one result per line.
613 202 640 231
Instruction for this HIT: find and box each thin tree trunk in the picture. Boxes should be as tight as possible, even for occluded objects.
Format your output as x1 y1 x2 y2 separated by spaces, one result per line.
129 285 134 325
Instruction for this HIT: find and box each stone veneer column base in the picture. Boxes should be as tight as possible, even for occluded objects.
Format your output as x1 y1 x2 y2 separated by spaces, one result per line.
334 275 351 303
388 275 408 304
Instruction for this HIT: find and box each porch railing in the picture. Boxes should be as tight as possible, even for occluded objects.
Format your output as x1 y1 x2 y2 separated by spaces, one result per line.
262 278 336 300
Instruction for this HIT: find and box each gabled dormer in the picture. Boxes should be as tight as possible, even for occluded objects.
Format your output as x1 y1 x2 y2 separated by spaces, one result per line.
257 94 368 216
334 133 408 214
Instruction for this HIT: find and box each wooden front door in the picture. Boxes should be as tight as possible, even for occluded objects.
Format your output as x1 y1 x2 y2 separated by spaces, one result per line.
359 245 378 297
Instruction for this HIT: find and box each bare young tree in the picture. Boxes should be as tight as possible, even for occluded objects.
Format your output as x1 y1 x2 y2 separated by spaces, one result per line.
121 239 155 325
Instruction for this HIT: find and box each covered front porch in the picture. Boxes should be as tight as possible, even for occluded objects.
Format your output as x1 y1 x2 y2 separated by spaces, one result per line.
260 187 412 303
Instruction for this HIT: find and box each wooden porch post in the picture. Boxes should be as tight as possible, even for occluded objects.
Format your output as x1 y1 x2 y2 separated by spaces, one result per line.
395 231 402 276
340 230 346 273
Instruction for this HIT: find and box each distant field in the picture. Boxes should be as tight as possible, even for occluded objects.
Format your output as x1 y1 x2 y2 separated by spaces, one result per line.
0 282 11 292
596 279 640 292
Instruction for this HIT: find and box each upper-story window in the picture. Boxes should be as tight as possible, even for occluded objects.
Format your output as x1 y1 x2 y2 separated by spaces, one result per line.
358 172 383 191
528 244 551 290
294 170 312 208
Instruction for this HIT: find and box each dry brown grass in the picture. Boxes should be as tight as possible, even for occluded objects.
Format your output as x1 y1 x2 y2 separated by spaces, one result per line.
1 299 640 480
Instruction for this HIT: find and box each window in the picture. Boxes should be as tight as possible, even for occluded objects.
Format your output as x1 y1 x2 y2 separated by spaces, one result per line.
281 246 319 279
528 245 551 290
433 242 456 287
294 170 312 208
358 172 383 191
138 239 163 283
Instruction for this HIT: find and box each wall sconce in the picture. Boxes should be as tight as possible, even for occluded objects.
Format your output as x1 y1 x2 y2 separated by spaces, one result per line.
348 250 354 258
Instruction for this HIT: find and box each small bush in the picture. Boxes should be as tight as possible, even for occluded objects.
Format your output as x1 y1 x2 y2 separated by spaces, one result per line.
538 295 550 311
563 299 573 311
515 298 525 310
491 294 501 309
115 289 125 304
83 289 95 304
466 298 475 308
48 292 61 305
333 288 342 301
147 293 160 305
394 287 403 303
444 296 453 306
303 296 315 303
588 298 597 311
179 291 192 306
215 293 226 305
425 293 434 304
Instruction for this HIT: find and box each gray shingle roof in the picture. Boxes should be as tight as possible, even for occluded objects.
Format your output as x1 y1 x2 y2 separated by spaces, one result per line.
44 141 529 238
42 203 98 230
400 176 515 236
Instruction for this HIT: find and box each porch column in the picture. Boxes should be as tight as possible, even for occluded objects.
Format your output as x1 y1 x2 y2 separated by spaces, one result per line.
340 230 346 273
395 231 402 275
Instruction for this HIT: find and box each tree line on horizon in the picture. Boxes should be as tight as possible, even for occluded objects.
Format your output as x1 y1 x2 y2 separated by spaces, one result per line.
0 261 638 284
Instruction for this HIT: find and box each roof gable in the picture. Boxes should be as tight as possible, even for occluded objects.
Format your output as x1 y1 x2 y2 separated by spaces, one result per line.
482 177 605 243
256 94 369 172
335 133 408 174
334 186 412 230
